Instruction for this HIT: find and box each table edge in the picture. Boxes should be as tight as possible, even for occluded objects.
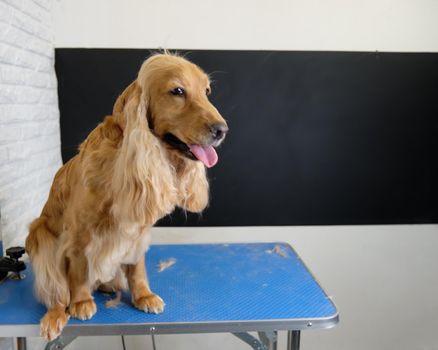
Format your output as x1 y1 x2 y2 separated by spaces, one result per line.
0 312 339 337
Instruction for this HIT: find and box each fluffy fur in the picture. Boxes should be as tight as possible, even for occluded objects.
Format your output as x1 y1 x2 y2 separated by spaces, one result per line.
25 53 227 340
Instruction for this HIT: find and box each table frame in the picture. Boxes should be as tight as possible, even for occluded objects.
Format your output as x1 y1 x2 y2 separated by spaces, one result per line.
13 330 303 350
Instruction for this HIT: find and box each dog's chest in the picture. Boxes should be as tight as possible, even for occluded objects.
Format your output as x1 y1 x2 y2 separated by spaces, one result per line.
85 225 151 284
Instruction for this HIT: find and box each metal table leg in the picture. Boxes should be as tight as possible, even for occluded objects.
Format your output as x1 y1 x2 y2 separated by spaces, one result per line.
45 336 77 350
233 332 267 350
232 331 278 350
258 331 277 350
287 331 300 350
16 337 26 350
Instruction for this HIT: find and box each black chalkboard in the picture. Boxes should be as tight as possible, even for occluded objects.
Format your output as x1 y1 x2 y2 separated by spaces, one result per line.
55 49 438 226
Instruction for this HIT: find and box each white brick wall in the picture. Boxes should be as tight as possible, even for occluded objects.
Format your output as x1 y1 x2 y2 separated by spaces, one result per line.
0 0 61 251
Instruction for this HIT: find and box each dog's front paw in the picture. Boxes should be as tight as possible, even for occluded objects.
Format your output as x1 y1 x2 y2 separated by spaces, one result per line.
69 299 97 320
133 293 165 314
40 308 69 341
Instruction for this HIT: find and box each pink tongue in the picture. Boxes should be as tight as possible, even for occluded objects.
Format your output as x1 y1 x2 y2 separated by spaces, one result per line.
189 144 218 168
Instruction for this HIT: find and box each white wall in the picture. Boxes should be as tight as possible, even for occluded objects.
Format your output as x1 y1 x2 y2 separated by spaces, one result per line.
52 0 438 52
0 0 62 249
0 1 62 349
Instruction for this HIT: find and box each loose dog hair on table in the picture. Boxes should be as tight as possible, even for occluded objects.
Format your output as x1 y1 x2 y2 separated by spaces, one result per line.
25 52 228 340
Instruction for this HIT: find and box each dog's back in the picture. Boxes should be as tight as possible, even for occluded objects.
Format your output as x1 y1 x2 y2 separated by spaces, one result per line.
25 117 122 304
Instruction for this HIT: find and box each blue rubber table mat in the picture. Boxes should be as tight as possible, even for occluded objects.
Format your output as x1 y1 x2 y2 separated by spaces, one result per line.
0 243 338 336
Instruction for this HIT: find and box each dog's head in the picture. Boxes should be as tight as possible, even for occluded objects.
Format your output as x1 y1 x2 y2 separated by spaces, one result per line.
115 53 228 168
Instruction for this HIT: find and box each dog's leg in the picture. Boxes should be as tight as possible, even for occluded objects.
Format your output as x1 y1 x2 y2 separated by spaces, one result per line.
125 255 164 314
27 217 70 341
40 305 69 341
67 252 97 320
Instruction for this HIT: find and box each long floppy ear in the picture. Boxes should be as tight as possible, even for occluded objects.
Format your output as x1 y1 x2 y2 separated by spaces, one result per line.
111 78 177 226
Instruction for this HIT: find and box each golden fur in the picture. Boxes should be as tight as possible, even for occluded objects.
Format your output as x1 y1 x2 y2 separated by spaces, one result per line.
25 53 227 340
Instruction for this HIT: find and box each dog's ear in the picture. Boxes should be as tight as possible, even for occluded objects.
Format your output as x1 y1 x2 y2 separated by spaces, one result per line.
111 78 176 226
113 81 136 116
113 81 151 132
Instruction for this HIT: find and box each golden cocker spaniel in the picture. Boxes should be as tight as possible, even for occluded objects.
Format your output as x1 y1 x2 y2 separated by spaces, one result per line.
25 53 228 340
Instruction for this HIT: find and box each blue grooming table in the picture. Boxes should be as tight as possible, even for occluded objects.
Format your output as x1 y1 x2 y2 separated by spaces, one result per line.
0 243 338 350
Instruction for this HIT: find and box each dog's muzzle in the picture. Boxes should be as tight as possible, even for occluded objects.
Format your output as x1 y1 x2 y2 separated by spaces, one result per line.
162 133 197 161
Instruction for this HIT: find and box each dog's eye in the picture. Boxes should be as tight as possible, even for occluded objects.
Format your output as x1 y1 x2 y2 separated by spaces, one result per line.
170 87 185 96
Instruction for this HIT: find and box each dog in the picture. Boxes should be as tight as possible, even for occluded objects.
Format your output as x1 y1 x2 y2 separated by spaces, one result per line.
25 53 228 341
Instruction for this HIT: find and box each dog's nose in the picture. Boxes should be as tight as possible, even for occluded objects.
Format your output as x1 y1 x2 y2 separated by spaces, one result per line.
210 123 229 141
